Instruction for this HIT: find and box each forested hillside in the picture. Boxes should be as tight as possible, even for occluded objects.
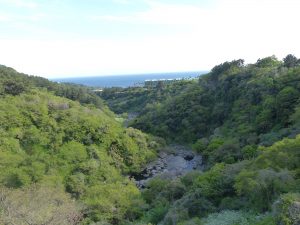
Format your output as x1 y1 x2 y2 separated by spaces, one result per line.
129 56 300 146
100 79 195 114
102 55 300 225
115 56 300 165
0 65 163 224
0 65 107 109
1 55 300 225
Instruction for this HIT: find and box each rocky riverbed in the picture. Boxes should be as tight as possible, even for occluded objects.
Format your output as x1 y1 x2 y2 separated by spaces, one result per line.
133 145 203 188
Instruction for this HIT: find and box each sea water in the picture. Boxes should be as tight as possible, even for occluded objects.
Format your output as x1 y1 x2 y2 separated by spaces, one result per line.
52 71 206 88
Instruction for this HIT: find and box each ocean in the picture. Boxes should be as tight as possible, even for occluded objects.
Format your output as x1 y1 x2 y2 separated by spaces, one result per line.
52 71 206 88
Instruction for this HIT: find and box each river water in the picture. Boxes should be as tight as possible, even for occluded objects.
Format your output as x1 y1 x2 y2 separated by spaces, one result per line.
133 145 203 188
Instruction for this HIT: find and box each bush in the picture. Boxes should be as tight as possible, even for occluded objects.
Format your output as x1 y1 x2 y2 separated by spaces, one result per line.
193 163 226 202
181 171 202 188
178 217 203 225
241 145 258 159
142 178 170 204
144 202 169 224
235 169 295 211
192 138 208 153
0 185 83 225
273 193 300 225
3 80 26 95
200 210 258 225
166 180 186 201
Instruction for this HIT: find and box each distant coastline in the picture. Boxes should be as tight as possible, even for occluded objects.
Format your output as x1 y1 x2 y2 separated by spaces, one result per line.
51 71 207 88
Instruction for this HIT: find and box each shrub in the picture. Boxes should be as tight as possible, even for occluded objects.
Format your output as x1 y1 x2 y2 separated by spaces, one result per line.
201 210 257 225
0 185 83 225
273 193 300 225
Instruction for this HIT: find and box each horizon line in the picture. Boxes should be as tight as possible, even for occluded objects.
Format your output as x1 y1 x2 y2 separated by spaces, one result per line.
49 70 209 80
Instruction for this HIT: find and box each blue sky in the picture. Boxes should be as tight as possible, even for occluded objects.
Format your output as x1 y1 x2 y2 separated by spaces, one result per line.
0 0 300 78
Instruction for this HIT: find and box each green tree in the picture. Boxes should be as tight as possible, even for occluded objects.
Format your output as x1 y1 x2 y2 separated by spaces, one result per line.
283 54 299 68
235 169 294 211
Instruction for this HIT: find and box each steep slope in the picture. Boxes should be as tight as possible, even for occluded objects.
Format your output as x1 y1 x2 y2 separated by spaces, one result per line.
1 55 300 225
0 66 162 224
129 56 300 165
99 55 300 225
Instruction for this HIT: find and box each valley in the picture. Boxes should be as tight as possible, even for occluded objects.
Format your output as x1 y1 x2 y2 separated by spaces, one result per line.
1 55 300 225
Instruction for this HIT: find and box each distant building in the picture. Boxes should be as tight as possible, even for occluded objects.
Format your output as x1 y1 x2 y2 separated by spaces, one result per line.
92 89 103 92
144 78 182 87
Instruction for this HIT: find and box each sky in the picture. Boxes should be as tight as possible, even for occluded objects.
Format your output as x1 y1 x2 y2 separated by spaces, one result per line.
0 0 300 78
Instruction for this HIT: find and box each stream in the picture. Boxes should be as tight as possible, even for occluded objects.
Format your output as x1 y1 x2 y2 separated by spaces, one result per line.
133 145 203 188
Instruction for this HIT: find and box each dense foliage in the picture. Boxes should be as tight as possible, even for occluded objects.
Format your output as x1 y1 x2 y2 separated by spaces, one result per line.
102 55 300 225
119 56 300 165
133 135 300 225
100 79 196 114
1 54 300 225
0 65 107 109
0 66 163 224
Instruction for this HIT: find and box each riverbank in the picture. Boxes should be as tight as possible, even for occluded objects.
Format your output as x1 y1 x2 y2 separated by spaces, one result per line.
133 145 203 188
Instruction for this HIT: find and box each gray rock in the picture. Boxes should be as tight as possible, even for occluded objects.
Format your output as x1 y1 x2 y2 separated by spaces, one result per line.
133 145 203 189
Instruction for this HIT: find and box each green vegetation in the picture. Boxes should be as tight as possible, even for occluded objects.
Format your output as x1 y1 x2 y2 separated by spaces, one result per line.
0 65 162 224
0 65 107 109
274 193 300 225
101 55 300 225
1 54 300 225
0 185 83 225
133 135 299 224
119 55 300 165
100 79 196 114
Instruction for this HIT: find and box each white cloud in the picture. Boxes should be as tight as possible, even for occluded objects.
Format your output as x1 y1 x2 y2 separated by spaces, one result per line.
135 4 208 25
98 0 300 28
0 0 38 9
95 2 210 25
0 13 11 22
91 15 129 23
1 0 300 77
0 12 48 25
112 0 131 5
